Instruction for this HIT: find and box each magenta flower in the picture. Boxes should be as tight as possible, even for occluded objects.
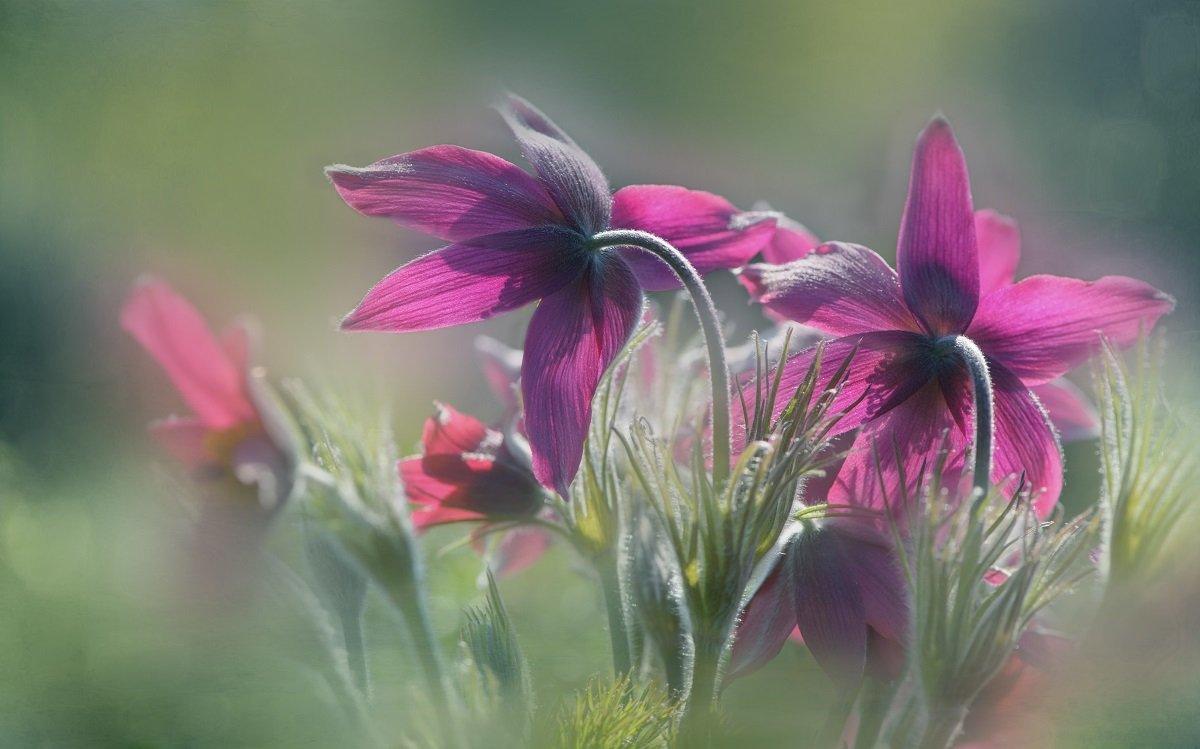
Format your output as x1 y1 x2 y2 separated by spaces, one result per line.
328 95 784 494
121 277 291 507
401 402 544 531
738 118 1173 514
728 519 906 685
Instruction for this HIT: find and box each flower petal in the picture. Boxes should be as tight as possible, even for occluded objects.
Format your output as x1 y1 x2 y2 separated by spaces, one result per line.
121 277 256 430
967 274 1175 384
789 526 868 684
734 331 938 450
472 525 553 578
833 522 908 644
991 364 1064 517
1032 379 1099 442
761 215 821 264
825 380 969 512
474 335 523 415
609 185 775 291
148 416 214 471
498 95 611 235
897 117 979 335
421 403 491 457
975 209 1021 296
727 562 797 682
341 226 586 331
326 145 563 241
522 254 644 494
738 243 922 337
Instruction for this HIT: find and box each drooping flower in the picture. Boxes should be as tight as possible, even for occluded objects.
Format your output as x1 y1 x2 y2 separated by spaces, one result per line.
727 438 908 685
328 95 787 494
121 276 293 510
400 402 544 530
738 117 1173 515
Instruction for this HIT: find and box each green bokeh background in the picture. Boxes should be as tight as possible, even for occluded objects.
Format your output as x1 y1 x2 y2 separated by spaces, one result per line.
2 1 1200 745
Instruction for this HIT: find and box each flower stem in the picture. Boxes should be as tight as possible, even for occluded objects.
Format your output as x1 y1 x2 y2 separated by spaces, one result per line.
678 629 725 745
590 229 731 486
948 335 994 496
597 555 633 675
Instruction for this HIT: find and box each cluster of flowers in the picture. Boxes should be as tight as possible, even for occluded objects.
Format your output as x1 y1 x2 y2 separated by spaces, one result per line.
123 96 1176 747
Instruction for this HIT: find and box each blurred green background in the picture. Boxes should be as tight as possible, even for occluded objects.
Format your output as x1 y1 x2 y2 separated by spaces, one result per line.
2 1 1200 746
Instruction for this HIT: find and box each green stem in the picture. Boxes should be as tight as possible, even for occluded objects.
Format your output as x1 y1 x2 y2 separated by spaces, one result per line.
918 703 969 749
598 557 633 675
678 630 725 745
590 229 731 486
948 335 994 496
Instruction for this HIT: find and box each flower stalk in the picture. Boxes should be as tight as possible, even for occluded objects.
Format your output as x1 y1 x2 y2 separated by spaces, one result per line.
590 229 732 486
948 335 994 495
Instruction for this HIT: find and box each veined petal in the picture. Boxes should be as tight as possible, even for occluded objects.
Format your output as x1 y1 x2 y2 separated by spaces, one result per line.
499 95 611 235
121 277 256 430
326 145 563 241
832 522 908 644
341 226 586 331
826 380 969 512
897 118 980 335
727 562 797 682
734 331 938 449
1032 379 1099 442
738 243 922 336
522 255 644 494
991 364 1064 517
761 215 821 264
976 209 1021 296
610 185 775 291
789 526 868 684
967 274 1174 384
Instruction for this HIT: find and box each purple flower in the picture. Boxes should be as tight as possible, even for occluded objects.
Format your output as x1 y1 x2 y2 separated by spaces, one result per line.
738 118 1173 515
328 95 783 494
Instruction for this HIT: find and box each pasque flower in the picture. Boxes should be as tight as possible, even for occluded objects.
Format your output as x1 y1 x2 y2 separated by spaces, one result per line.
328 95 785 494
738 117 1173 514
400 402 544 529
121 277 292 509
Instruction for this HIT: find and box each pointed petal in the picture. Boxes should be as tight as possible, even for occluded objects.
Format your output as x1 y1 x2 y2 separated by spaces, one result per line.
834 522 908 644
499 95 611 235
897 118 979 335
148 416 214 470
789 527 868 684
121 277 256 430
734 331 938 450
991 364 1064 517
610 185 775 290
967 274 1175 384
727 563 797 681
1032 379 1099 442
975 209 1021 296
341 226 586 331
326 145 563 241
761 215 821 264
738 243 922 337
522 255 643 494
473 525 553 578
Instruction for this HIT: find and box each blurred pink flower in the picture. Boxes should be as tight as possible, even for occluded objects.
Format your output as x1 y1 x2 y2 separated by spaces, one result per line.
328 95 788 495
738 117 1173 515
121 277 290 507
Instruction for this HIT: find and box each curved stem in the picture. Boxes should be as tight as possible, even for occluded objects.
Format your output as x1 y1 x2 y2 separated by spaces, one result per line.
949 335 994 497
597 556 633 675
590 229 731 485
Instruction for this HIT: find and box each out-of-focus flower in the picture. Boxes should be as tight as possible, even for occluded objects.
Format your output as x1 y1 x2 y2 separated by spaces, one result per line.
121 276 293 511
328 95 789 495
400 403 545 529
474 335 523 417
738 117 1173 515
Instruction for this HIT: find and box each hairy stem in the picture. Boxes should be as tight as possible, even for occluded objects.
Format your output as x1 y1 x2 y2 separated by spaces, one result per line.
597 556 633 675
949 335 994 496
590 229 731 486
678 629 725 745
